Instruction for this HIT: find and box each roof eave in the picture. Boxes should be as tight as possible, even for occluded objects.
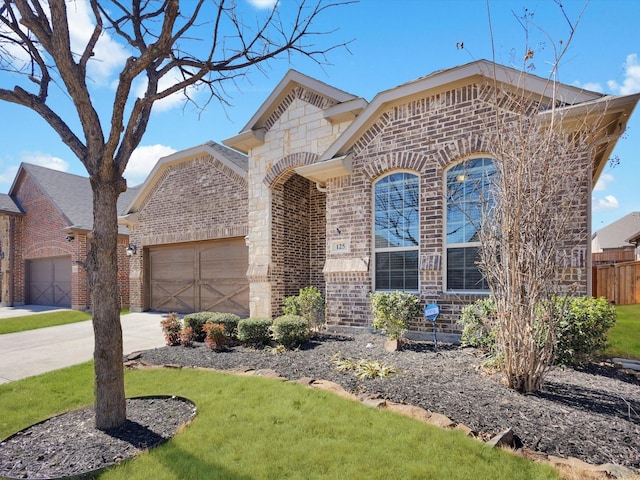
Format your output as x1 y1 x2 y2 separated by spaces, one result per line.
295 154 352 185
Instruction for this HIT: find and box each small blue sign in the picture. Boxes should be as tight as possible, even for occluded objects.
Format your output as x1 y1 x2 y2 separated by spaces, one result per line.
424 304 439 322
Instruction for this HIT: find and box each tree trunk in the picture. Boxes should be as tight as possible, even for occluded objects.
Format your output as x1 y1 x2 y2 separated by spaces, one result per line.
89 175 126 431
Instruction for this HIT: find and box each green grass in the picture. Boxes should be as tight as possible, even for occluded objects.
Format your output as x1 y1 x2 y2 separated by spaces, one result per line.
0 363 559 480
0 310 92 334
605 304 640 360
0 309 130 335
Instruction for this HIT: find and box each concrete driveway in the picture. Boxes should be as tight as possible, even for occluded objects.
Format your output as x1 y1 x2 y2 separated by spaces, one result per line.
0 308 166 384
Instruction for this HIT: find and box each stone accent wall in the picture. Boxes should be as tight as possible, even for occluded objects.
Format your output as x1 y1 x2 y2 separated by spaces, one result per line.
246 90 350 318
128 153 248 311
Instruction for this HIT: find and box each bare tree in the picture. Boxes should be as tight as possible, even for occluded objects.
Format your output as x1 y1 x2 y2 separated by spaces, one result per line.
0 0 350 430
478 3 609 392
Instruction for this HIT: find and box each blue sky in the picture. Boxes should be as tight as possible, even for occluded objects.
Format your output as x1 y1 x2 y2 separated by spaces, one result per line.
1 0 639 231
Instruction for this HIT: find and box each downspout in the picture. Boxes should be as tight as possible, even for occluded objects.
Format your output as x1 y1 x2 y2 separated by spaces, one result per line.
315 182 327 193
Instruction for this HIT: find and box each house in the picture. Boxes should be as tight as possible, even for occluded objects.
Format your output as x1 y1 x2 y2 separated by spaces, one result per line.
124 60 640 334
0 163 138 309
592 212 640 264
120 142 249 316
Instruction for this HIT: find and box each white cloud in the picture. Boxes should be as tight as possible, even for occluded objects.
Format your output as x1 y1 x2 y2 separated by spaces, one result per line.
607 53 640 95
135 69 205 112
593 173 614 192
247 0 278 9
592 195 619 212
22 152 70 172
0 152 70 191
123 144 177 185
65 1 129 83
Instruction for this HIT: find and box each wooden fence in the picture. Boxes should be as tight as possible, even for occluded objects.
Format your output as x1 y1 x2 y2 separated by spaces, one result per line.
592 261 640 305
592 250 636 265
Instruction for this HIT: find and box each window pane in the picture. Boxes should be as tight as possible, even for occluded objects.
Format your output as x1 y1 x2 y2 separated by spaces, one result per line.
445 158 494 291
447 247 488 290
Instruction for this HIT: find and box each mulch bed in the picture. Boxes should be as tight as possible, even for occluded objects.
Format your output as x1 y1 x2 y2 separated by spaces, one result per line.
0 332 638 478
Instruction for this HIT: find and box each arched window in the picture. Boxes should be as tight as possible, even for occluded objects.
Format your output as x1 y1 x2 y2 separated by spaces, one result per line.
373 172 419 291
445 157 495 291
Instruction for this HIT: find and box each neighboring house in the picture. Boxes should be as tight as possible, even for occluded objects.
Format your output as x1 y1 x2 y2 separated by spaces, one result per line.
592 212 640 264
0 163 138 309
120 142 249 316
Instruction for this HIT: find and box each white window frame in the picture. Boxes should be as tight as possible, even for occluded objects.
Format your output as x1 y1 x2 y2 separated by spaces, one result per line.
443 157 495 293
372 170 420 293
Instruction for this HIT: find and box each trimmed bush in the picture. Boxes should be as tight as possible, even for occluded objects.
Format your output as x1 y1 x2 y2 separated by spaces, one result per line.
183 312 216 342
237 318 273 347
179 326 195 347
203 323 227 351
555 296 616 366
369 291 421 340
205 312 241 339
271 314 309 348
457 297 497 352
160 312 182 346
282 286 325 331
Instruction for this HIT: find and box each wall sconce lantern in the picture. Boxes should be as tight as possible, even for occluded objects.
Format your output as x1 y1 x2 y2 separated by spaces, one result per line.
66 235 75 242
126 243 137 257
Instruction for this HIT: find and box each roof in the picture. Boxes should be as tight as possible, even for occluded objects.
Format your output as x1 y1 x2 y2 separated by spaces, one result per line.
319 59 614 161
223 70 365 153
10 163 139 234
120 141 248 220
0 193 23 214
593 212 640 250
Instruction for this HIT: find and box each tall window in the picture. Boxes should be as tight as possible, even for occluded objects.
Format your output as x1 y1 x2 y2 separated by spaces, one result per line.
374 172 419 291
445 158 495 291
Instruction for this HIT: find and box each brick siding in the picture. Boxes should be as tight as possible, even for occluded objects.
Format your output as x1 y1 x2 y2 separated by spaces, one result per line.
127 153 248 311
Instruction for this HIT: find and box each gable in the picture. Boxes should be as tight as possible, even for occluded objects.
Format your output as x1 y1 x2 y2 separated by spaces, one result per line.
120 142 248 226
223 70 364 154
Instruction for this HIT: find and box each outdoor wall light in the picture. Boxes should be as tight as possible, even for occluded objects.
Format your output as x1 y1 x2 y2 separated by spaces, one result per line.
126 243 137 257
65 235 75 242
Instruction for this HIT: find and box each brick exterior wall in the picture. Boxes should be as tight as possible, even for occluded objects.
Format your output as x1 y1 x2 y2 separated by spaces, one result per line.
270 173 326 316
127 153 248 311
321 82 590 333
7 173 131 310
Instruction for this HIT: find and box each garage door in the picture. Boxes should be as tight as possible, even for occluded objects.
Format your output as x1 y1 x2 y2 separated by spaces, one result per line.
149 238 249 316
27 256 72 307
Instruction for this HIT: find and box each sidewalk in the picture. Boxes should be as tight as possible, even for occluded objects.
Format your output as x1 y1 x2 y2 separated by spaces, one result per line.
0 309 166 384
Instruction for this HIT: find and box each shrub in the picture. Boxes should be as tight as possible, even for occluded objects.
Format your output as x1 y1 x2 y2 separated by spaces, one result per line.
160 312 182 346
237 318 273 347
205 312 241 339
203 323 227 351
457 297 497 352
369 291 421 340
271 314 309 348
555 296 616 366
282 287 325 332
183 312 216 342
179 326 195 347
457 296 617 367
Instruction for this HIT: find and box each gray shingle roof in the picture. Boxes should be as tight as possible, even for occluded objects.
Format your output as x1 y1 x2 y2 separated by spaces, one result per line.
0 193 23 214
17 163 139 234
593 212 640 249
204 141 248 172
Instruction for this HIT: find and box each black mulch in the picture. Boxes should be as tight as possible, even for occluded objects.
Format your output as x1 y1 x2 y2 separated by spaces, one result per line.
0 332 638 479
0 396 196 480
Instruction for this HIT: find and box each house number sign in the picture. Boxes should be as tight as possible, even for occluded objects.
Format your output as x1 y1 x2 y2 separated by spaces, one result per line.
330 238 350 254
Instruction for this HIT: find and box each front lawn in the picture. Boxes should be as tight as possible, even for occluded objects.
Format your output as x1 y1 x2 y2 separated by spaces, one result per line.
606 304 640 360
0 309 130 335
0 363 559 480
